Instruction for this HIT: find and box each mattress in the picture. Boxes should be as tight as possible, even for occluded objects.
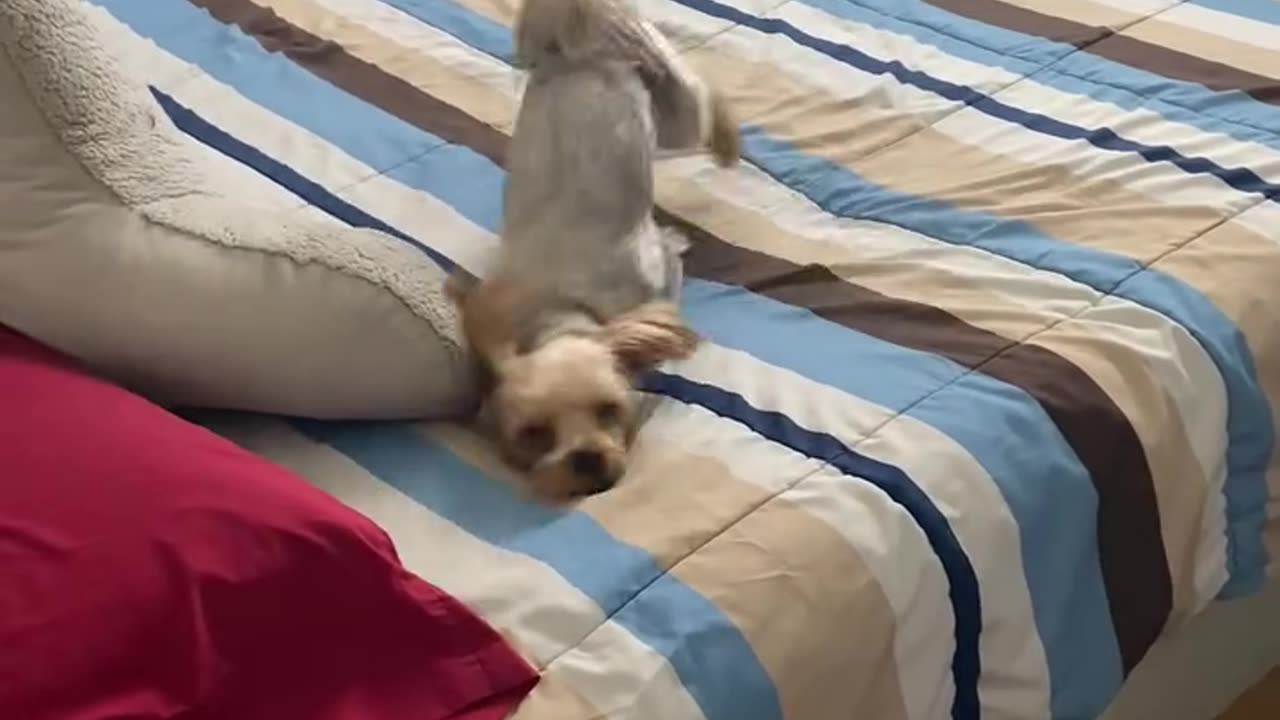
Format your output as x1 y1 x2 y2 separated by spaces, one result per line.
88 0 1280 718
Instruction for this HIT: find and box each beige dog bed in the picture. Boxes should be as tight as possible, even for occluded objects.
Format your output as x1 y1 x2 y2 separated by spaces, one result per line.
0 0 475 419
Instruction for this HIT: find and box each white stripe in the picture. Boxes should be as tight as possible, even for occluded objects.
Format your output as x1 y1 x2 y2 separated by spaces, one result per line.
1155 2 1280 52
674 345 1049 717
1192 461 1232 616
1085 0 1180 16
205 416 707 720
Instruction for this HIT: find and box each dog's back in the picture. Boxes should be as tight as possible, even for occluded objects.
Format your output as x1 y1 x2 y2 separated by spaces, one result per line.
498 0 738 319
501 0 671 316
503 56 656 271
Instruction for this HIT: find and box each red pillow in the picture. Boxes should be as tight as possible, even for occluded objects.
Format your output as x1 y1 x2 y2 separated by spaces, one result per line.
0 326 537 720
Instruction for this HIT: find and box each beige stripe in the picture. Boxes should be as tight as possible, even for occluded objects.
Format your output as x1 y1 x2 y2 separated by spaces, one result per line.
451 0 514 25
694 39 938 163
423 422 909 720
667 491 910 720
995 0 1144 28
657 171 1212 613
1125 17 1280 81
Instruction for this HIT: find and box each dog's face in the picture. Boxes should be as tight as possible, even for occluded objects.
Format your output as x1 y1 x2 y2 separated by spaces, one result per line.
489 334 633 497
451 272 698 498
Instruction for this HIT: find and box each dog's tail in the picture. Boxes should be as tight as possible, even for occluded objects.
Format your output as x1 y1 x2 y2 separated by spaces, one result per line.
514 0 740 167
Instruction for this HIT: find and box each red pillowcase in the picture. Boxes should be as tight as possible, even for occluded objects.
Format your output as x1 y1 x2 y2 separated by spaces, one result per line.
0 325 537 720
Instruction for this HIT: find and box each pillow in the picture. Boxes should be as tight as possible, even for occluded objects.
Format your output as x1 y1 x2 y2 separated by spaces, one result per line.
0 324 538 720
0 0 474 420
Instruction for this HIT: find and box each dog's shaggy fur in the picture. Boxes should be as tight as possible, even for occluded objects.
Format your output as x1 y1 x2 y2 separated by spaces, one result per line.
449 0 739 498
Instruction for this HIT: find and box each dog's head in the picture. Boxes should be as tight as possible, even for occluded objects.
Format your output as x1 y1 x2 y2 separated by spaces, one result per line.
449 270 698 498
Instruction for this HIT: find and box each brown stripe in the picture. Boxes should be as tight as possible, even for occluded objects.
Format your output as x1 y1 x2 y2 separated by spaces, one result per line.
927 0 1280 104
923 0 1110 46
191 0 1172 670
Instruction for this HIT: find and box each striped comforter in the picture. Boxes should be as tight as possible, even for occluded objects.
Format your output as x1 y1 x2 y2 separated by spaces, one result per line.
90 0 1280 718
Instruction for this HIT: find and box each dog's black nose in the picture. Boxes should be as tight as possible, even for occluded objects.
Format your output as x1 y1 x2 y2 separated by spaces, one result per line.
569 449 606 480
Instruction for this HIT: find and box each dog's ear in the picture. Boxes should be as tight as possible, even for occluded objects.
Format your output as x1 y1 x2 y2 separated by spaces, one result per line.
600 301 699 374
444 266 479 305
456 271 524 372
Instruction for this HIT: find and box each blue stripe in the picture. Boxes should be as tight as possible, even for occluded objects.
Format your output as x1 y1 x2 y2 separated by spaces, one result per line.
794 0 1280 154
1185 0 1280 25
289 420 782 720
683 0 1280 201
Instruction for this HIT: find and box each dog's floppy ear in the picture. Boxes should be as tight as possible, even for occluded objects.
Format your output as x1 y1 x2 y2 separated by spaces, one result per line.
444 266 479 305
455 270 525 372
600 301 699 374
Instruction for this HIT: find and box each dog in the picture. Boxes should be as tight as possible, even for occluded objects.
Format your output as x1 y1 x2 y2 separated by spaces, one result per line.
447 0 739 498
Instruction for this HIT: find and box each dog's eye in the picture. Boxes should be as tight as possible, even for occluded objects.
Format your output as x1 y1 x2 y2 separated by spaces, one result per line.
517 422 555 454
595 402 622 424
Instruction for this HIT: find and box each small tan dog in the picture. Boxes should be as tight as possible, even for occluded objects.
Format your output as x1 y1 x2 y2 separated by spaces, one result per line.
449 0 738 498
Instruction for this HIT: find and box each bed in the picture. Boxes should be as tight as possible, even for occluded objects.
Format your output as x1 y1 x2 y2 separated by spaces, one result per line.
85 0 1280 718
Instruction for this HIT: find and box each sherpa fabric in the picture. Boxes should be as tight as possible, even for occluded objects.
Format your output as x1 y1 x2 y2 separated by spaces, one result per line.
0 0 474 419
